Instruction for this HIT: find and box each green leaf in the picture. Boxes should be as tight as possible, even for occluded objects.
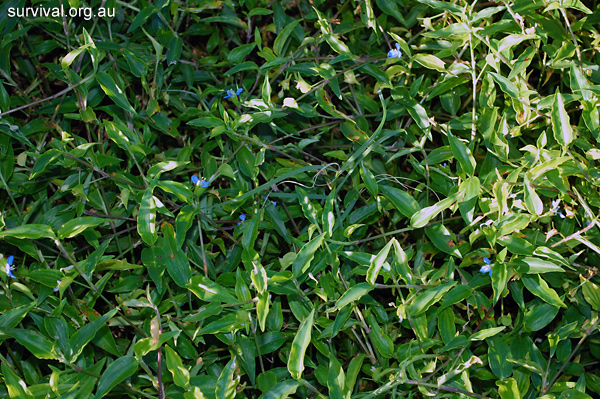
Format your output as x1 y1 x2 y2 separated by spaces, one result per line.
523 176 543 216
161 223 192 288
296 186 320 226
458 177 479 223
552 91 574 146
408 282 456 316
438 308 456 344
257 291 270 332
166 344 191 389
2 363 34 399
411 192 460 228
0 224 56 240
216 358 239 399
367 313 394 358
425 223 462 258
488 336 513 379
498 235 534 255
58 217 106 239
265 202 291 244
127 5 157 33
516 257 565 274
61 44 88 70
156 180 193 203
489 72 519 99
187 275 239 304
522 274 566 308
133 330 181 357
0 303 35 328
31 149 61 178
380 185 421 218
360 162 378 197
413 53 446 73
95 356 138 398
328 353 346 399
273 19 301 56
137 187 158 246
96 72 137 114
292 232 326 277
470 326 506 341
69 309 118 362
524 302 559 332
241 210 262 251
328 282 373 312
497 377 520 399
581 277 600 311
323 190 336 238
448 134 476 175
288 309 315 379
491 262 509 305
262 380 300 399
5 329 56 359
366 238 395 284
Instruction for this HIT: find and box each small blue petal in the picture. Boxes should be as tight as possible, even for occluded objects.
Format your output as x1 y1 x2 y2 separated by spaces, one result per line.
558 212 566 219
236 88 244 95
483 257 491 265
200 179 210 188
239 214 246 221
488 270 492 276
5 256 16 279
272 201 277 206
387 43 402 58
237 222 241 225
191 175 199 185
479 265 491 274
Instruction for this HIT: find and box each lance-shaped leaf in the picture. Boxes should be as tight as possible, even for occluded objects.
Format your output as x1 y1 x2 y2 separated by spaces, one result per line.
366 238 395 284
95 356 138 398
138 186 157 246
328 282 373 312
288 309 315 379
216 358 240 399
0 224 56 240
58 217 106 239
96 71 137 114
522 274 566 308
411 192 460 228
552 91 573 146
292 232 326 277
380 185 421 218
523 176 543 216
69 309 118 362
165 344 190 389
448 133 476 176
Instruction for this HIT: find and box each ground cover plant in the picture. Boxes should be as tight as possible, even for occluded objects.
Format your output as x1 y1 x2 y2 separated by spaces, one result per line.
1 0 600 398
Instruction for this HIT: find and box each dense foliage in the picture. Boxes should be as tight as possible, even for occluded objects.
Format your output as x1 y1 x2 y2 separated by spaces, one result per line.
2 0 600 398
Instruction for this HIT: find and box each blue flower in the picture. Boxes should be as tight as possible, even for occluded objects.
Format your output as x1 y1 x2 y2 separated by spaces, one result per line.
237 214 246 225
387 43 402 58
223 88 243 99
264 196 277 206
479 257 492 276
5 255 16 279
191 176 211 188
